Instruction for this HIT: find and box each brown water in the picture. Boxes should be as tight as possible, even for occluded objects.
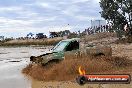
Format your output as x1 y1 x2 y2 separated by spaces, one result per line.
0 46 50 88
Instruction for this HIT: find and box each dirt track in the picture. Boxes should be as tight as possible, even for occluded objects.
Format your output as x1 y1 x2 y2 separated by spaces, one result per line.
112 43 132 60
32 80 132 88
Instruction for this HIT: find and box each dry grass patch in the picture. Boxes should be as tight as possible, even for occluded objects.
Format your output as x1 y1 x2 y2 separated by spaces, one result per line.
22 55 131 81
2 37 63 46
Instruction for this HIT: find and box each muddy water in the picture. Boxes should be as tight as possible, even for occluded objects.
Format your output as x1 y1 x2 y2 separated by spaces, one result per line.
0 46 50 88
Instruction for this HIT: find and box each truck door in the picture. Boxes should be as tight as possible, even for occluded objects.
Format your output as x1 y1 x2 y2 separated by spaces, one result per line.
64 40 80 59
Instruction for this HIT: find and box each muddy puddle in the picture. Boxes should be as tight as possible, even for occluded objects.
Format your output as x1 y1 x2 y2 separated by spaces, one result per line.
0 46 50 88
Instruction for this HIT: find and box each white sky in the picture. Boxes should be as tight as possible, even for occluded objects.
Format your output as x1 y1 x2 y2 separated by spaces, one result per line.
0 0 103 38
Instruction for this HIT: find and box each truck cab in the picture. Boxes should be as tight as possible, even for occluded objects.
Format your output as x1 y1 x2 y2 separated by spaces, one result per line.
30 38 80 65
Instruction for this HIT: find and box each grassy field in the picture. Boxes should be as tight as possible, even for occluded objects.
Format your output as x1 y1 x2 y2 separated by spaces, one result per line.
0 37 63 46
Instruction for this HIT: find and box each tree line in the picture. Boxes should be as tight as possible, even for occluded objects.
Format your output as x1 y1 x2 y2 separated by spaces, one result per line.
100 0 132 38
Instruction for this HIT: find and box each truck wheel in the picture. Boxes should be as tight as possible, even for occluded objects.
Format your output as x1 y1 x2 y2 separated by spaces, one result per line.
95 53 105 57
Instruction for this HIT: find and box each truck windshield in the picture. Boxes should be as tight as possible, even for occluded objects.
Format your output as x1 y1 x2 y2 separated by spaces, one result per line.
53 41 68 52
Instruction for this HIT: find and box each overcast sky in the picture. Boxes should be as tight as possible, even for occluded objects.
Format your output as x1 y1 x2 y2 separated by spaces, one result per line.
0 0 102 38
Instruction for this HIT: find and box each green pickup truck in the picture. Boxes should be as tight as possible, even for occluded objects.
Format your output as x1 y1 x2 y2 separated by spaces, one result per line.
30 38 112 65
